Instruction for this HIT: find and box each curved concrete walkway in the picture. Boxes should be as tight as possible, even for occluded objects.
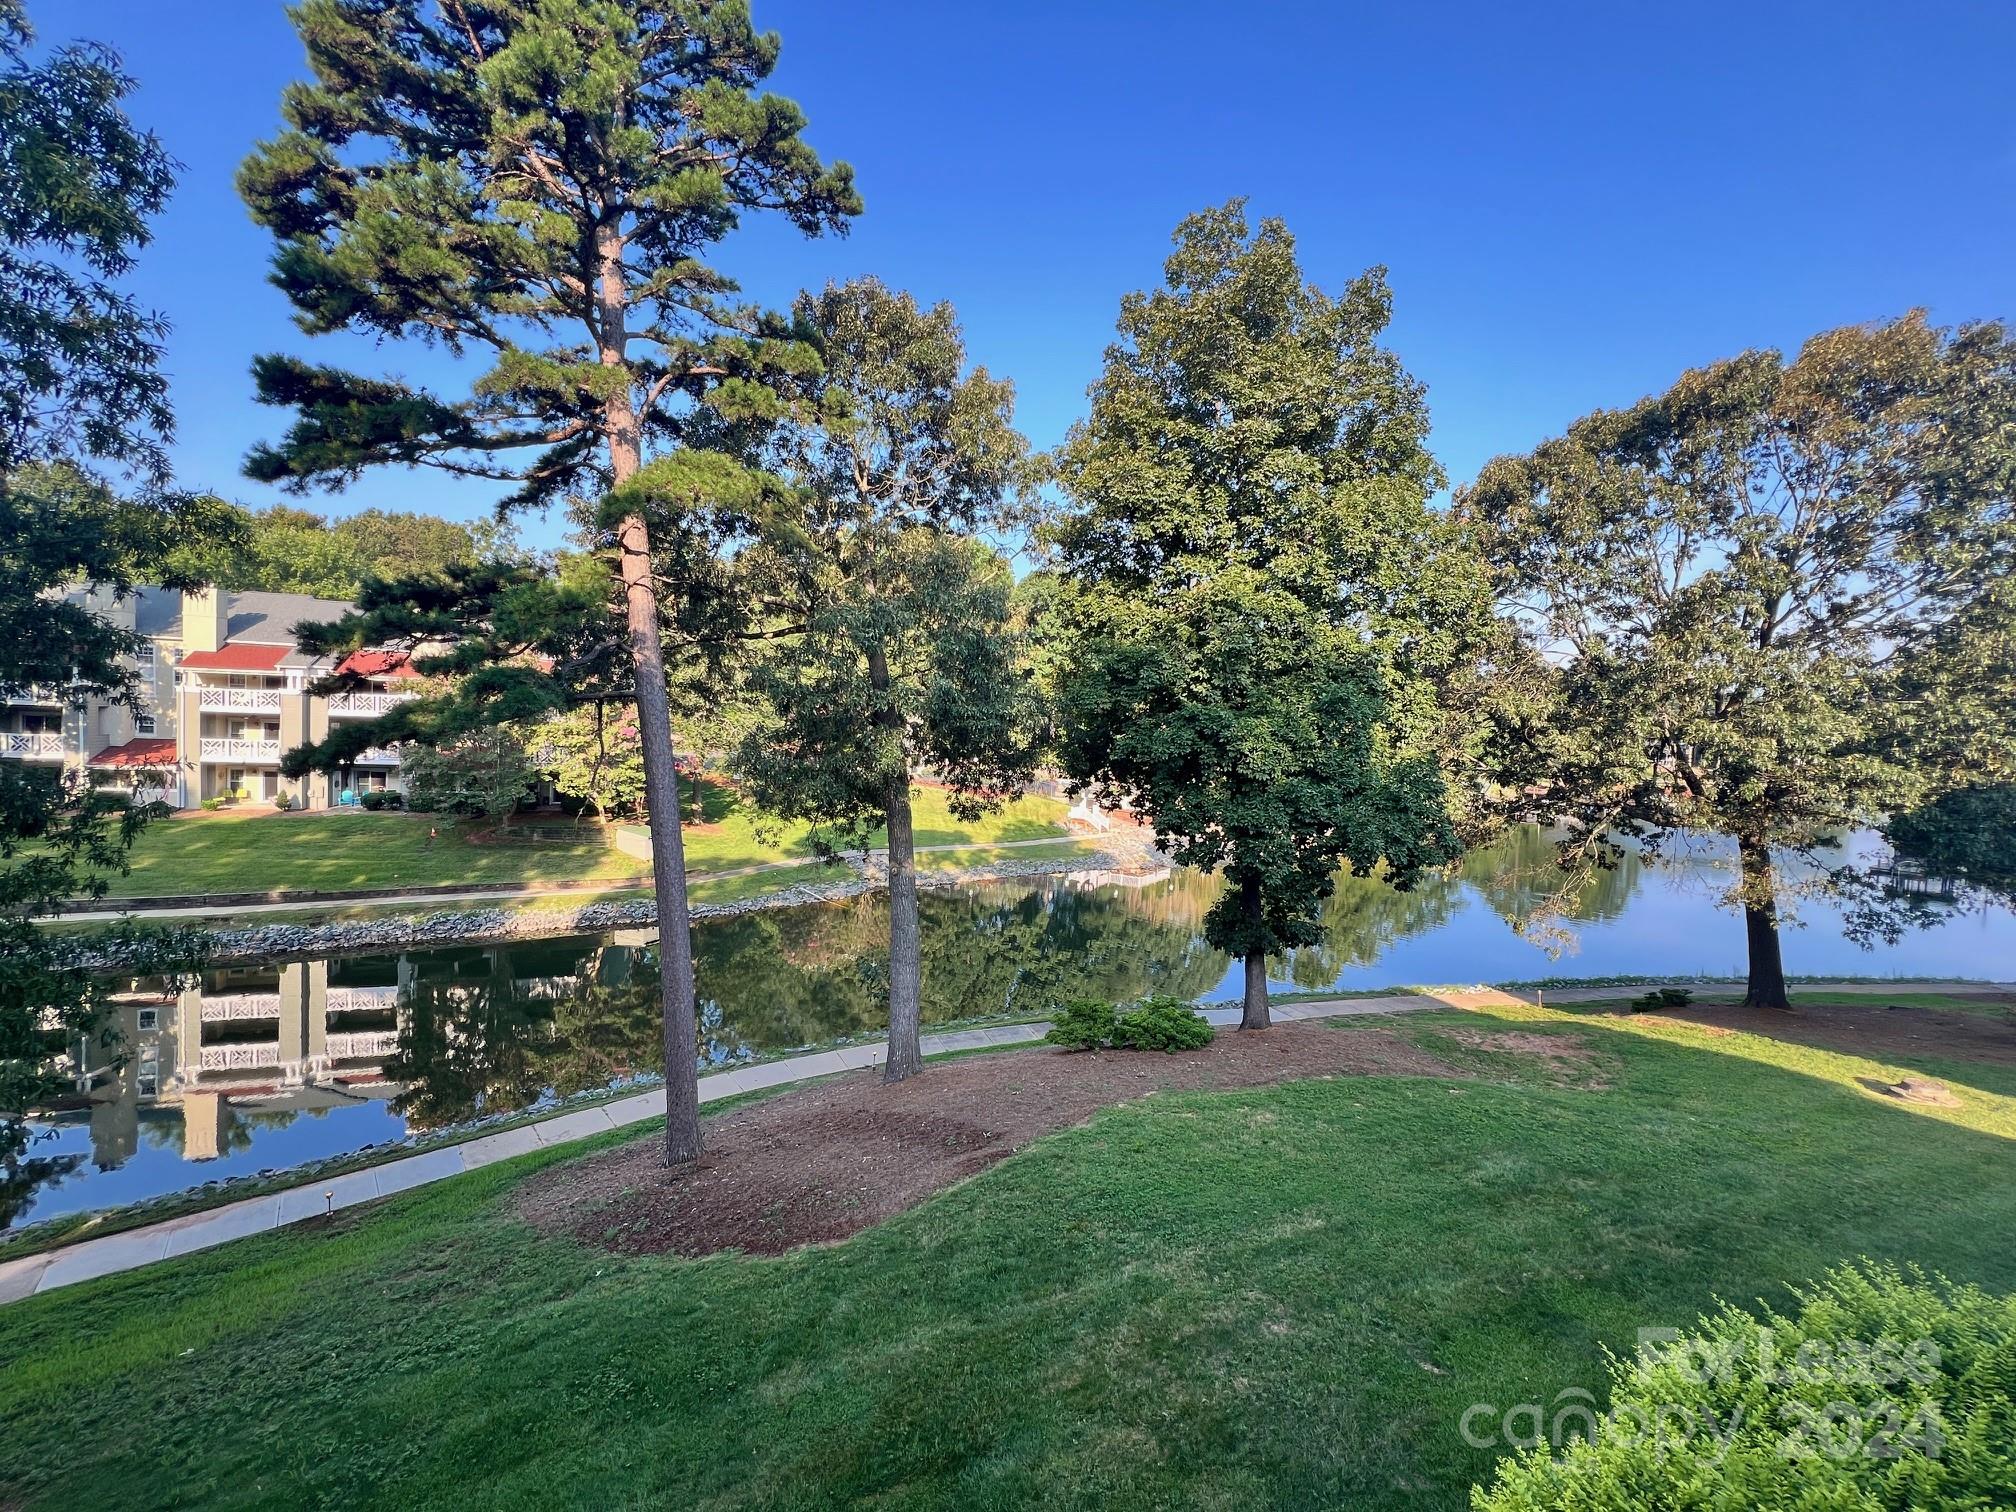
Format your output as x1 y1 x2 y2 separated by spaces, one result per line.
1 979 2003 1305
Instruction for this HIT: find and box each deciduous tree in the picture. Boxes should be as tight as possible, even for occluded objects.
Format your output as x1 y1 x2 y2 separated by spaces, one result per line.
1049 203 1493 1029
240 0 858 1161
0 1 218 1178
1460 313 2016 1007
733 280 1039 1081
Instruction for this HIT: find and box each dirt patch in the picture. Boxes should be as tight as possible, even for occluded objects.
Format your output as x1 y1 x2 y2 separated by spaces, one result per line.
1855 1075 1963 1107
518 1025 1463 1260
1441 1028 1614 1089
1655 996 2016 1068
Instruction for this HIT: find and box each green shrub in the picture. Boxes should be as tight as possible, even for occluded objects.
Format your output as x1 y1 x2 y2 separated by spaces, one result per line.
358 790 386 811
199 797 225 812
1471 1261 2016 1511
272 793 293 812
1112 994 1214 1052
1045 998 1118 1051
1631 987 1693 1012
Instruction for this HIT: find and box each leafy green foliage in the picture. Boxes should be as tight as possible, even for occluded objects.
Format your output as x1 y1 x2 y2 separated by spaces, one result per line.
536 703 649 821
1112 995 1214 1052
0 3 215 1172
1048 202 1494 1023
162 501 510 598
1473 1262 2016 1510
1461 314 2016 1002
1631 987 1694 1012
1886 785 2016 908
734 280 1041 852
398 728 536 819
1043 998 1119 1051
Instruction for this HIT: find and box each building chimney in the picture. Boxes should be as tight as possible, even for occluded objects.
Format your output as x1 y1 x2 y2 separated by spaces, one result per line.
182 587 229 654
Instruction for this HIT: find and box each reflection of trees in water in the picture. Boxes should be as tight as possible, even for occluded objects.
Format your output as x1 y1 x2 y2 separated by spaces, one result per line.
0 1149 86 1229
1462 825 1643 936
1269 867 1467 987
384 829 1653 1121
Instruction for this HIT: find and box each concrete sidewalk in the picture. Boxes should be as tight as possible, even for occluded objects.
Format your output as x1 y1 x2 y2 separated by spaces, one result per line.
1 979 2002 1305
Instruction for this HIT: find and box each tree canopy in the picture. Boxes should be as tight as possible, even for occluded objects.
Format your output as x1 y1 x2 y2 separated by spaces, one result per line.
0 1 216 1177
1048 202 1494 1028
164 501 511 598
1460 311 2016 1005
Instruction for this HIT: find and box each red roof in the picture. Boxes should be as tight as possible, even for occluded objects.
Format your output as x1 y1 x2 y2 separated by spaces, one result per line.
335 649 421 679
180 643 288 671
88 737 178 769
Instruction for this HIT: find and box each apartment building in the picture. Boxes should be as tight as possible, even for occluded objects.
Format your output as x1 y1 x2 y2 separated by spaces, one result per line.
0 585 419 809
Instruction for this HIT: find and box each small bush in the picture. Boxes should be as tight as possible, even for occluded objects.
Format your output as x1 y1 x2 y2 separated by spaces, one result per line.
1045 999 1118 1051
1471 1261 2016 1511
272 793 293 812
358 790 386 811
199 797 225 812
1113 995 1215 1052
1631 987 1693 1012
382 790 404 809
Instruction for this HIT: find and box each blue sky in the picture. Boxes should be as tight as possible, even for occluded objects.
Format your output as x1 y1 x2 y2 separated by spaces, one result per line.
50 0 2016 547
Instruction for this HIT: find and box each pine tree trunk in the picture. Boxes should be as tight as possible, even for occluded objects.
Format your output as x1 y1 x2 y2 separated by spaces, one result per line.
598 225 703 1163
1239 872 1271 1030
1736 836 1791 1010
870 645 923 1082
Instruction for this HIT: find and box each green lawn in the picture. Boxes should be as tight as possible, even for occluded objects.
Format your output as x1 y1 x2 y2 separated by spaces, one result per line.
78 781 1071 898
3 1002 2012 1508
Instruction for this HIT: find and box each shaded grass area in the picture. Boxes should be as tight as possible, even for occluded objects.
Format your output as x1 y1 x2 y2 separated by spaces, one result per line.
76 782 1072 899
3 1005 2013 1508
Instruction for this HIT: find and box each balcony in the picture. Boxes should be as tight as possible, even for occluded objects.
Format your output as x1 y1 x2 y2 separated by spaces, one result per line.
4 685 66 706
325 986 400 1013
200 992 282 1022
199 1043 280 1072
199 737 282 763
327 690 415 718
198 687 284 714
325 1030 398 1059
351 746 400 765
0 731 66 759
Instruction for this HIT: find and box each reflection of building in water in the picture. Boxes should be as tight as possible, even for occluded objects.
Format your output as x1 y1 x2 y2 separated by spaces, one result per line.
70 949 601 1170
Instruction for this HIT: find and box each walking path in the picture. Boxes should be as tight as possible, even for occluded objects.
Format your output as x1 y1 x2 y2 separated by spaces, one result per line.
0 979 2003 1306
44 833 1113 924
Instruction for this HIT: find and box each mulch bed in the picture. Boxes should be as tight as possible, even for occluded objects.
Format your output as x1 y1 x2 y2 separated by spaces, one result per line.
517 1024 1463 1260
1655 995 2016 1068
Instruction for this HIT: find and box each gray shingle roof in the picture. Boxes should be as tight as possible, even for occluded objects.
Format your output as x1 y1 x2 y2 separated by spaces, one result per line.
224 591 357 644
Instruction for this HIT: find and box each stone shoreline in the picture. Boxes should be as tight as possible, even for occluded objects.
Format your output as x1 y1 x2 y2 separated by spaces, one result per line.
70 833 1170 970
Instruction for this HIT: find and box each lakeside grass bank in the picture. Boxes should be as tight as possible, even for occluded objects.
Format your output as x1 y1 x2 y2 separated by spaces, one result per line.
3 993 2013 1508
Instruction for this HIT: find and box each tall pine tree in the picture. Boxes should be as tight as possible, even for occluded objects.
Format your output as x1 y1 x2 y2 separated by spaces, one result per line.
239 0 858 1160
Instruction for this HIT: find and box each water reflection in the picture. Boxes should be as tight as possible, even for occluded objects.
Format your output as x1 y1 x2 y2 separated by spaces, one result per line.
15 826 2012 1230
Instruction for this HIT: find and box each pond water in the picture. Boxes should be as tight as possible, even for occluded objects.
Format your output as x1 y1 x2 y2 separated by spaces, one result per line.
12 827 2012 1230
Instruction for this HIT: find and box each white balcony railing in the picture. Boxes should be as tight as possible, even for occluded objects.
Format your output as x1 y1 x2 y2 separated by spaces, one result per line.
325 986 400 1013
351 746 401 765
200 992 282 1022
199 1043 280 1071
325 1030 398 1059
4 685 66 706
198 688 284 714
327 690 415 718
0 731 65 759
198 737 282 763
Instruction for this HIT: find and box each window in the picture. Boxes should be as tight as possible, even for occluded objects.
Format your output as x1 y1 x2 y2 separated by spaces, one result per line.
136 714 157 735
134 643 154 666
137 1007 160 1032
137 1054 159 1099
